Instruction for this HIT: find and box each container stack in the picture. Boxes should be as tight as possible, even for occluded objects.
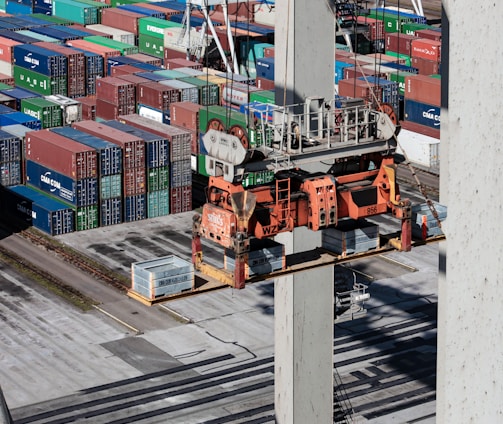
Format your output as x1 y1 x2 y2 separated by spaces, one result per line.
72 120 147 222
52 0 99 26
137 80 181 123
96 76 136 120
50 126 123 226
0 36 20 77
169 101 203 161
25 129 99 231
139 17 182 60
102 120 170 218
0 129 22 187
20 97 63 129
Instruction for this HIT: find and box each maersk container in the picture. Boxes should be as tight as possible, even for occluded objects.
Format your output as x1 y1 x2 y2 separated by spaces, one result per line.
146 189 169 218
0 161 21 186
159 79 199 104
72 120 146 169
147 166 169 191
50 126 122 176
21 97 63 129
13 44 67 78
100 196 122 226
27 129 98 180
404 99 441 130
103 120 169 168
0 112 41 130
99 173 122 199
0 129 22 162
8 184 75 235
124 193 146 222
178 77 220 106
14 66 67 97
25 160 98 207
84 35 139 56
45 94 82 125
53 0 98 25
170 159 191 188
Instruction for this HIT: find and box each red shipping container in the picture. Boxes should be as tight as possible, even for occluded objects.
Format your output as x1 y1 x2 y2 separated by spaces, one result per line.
414 29 442 42
138 82 181 111
0 36 20 63
96 98 136 120
115 73 152 87
338 78 383 108
163 47 191 65
66 39 121 63
164 58 203 71
404 75 441 107
343 66 386 80
400 120 440 140
214 1 258 20
170 185 192 214
263 47 275 58
356 16 384 41
96 77 136 106
169 101 202 131
111 64 145 76
385 32 416 56
123 167 147 196
0 72 14 86
77 96 97 121
255 76 274 90
410 38 441 62
101 8 143 35
366 52 406 65
192 10 248 24
72 120 145 169
126 53 163 67
411 56 441 76
26 129 98 180
117 114 192 161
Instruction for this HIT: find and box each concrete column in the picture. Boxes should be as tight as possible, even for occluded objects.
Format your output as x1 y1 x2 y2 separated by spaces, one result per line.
275 265 334 423
438 2 503 422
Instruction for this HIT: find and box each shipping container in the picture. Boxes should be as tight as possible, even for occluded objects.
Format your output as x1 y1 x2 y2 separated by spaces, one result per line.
0 184 33 227
0 160 21 186
0 36 20 64
169 184 191 214
178 76 219 106
96 98 136 120
126 52 163 67
146 166 169 191
137 81 180 111
0 128 22 163
44 94 82 125
395 128 440 169
76 95 96 120
96 76 136 106
99 173 122 199
0 73 14 87
1 124 31 142
29 25 80 42
84 35 139 55
106 55 142 76
75 204 99 231
14 65 68 97
101 8 143 35
52 0 98 25
13 43 67 78
124 193 146 222
169 101 202 131
100 196 122 226
410 38 441 62
26 129 98 179
255 76 274 90
72 120 145 169
103 119 169 168
136 103 170 124
403 98 440 130
138 33 164 58
21 97 63 128
16 30 61 44
404 74 441 107
152 69 187 79
114 73 151 87
117 114 192 161
400 119 439 140
410 56 440 76
170 159 191 188
50 126 122 175
159 79 199 104
25 159 98 207
118 3 165 19
7 184 75 235
66 39 121 63
147 188 169 218
385 32 416 56
0 111 41 129
110 64 144 77
0 29 40 45
138 16 182 39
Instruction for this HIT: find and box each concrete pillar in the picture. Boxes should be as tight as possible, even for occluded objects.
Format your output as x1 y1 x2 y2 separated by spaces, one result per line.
275 265 334 424
438 2 503 422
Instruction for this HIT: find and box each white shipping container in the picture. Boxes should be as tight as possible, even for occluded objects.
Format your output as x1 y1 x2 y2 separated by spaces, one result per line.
163 27 213 56
254 3 275 26
0 59 12 77
87 24 136 45
396 129 440 170
137 104 163 123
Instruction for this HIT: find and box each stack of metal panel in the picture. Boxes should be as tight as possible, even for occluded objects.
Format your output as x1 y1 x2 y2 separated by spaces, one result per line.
411 202 446 240
322 219 380 257
131 255 194 300
72 120 147 222
0 129 22 187
50 126 123 227
25 129 99 231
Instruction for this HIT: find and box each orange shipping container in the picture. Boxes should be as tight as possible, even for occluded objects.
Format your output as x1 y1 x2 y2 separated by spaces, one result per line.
411 38 442 62
405 75 441 107
0 36 20 63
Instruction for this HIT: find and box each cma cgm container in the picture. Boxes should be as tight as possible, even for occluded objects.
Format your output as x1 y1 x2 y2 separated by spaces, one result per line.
13 43 67 78
7 184 75 235
25 159 98 207
117 114 192 161
27 129 98 179
103 120 169 168
72 120 146 169
50 126 122 175
404 99 441 130
21 97 63 128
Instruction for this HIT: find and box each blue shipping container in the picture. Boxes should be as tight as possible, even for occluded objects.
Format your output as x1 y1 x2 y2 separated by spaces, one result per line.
8 184 75 235
103 120 169 168
29 25 79 42
255 57 274 81
404 99 441 129
5 1 33 15
0 105 16 114
0 130 22 162
26 160 99 207
117 4 165 18
0 112 41 130
132 62 163 72
107 55 141 76
50 127 122 176
0 29 40 44
0 87 40 110
13 44 67 77
124 194 146 222
33 5 53 15
100 197 122 226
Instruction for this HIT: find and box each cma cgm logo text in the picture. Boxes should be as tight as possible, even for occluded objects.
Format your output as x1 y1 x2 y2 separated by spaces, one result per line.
423 109 440 126
41 172 61 192
207 212 223 227
24 53 40 69
146 25 163 35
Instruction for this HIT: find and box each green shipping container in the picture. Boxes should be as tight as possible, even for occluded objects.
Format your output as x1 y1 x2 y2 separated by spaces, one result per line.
242 169 275 188
138 17 183 40
249 90 275 105
389 71 409 96
75 205 99 231
366 11 413 33
21 97 63 129
111 0 148 7
138 34 164 59
197 153 209 177
100 174 122 199
147 189 170 218
147 166 169 192
14 66 67 97
178 77 219 106
400 22 431 36
199 105 248 134
84 36 139 55
53 0 99 25
0 82 12 90
382 51 411 67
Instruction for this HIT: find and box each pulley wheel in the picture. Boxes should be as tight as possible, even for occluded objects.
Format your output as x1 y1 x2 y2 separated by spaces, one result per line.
379 103 398 126
206 118 225 133
228 124 249 150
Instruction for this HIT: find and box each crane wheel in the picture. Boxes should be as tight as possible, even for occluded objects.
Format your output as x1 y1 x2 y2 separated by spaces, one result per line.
379 103 398 126
228 124 250 150
207 118 225 133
